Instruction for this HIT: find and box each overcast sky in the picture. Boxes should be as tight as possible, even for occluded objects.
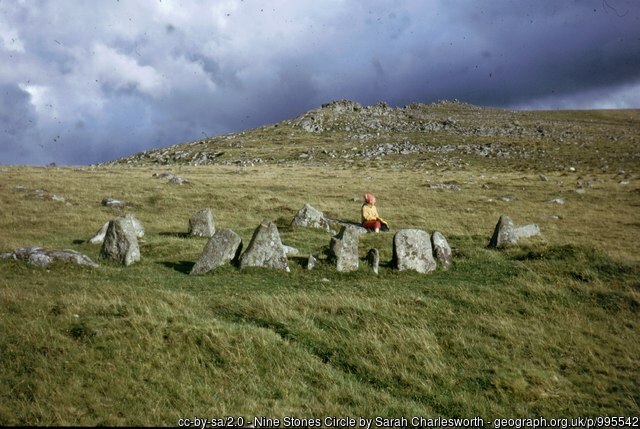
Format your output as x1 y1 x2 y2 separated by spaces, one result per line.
1 0 639 165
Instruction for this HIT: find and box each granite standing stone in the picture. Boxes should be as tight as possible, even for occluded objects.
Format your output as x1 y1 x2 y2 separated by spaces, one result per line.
488 214 517 249
100 216 140 266
189 208 215 237
190 228 242 275
431 231 452 270
392 229 436 274
239 220 290 271
329 226 359 272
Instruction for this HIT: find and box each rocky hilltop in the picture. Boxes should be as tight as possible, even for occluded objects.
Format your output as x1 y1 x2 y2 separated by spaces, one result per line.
103 99 640 172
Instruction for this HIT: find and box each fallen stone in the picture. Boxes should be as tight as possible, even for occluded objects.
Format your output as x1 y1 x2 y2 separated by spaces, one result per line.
189 208 215 237
190 228 243 275
392 229 436 274
100 216 140 266
429 183 461 191
282 245 299 256
488 214 518 249
367 248 379 275
499 195 517 202
2 247 99 268
169 176 184 185
513 224 541 240
431 231 452 270
291 203 332 231
329 226 359 272
102 197 128 208
239 220 289 271
89 214 144 244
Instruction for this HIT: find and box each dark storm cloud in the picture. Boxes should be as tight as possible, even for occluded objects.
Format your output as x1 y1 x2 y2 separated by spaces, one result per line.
1 0 639 165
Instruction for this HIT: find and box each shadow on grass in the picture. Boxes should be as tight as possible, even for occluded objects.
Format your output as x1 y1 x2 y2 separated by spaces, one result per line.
72 239 86 244
159 231 191 239
160 260 195 274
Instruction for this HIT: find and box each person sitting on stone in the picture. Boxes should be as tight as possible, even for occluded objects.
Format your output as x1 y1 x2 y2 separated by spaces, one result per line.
361 193 389 232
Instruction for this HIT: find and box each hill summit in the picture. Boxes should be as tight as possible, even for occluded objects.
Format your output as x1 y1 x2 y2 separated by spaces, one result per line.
103 99 639 173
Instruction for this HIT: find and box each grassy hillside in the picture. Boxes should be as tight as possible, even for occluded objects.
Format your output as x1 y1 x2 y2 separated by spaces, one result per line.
1 102 639 425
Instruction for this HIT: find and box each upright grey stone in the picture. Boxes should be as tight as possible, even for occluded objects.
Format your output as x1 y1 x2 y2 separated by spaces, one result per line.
190 229 242 275
488 214 517 249
307 254 317 270
431 231 452 270
329 226 359 272
239 220 289 271
392 229 436 274
291 203 332 231
100 216 140 266
189 208 215 237
367 248 379 275
89 214 144 244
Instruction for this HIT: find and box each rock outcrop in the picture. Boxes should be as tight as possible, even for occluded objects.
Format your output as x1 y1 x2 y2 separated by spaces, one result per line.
189 208 215 237
239 220 290 271
100 216 141 266
392 229 436 274
190 228 242 275
329 226 359 272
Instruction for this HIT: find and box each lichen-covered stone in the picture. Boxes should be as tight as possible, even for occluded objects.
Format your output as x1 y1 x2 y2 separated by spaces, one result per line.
393 229 436 274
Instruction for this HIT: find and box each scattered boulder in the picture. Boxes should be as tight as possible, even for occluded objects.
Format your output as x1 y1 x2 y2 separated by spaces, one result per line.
392 229 436 274
169 176 185 185
239 220 290 272
100 216 141 266
366 248 379 275
102 197 129 208
488 214 517 249
513 224 541 240
1 247 99 268
89 214 144 244
190 228 243 275
431 231 452 270
189 208 215 237
291 203 332 232
307 254 317 270
547 197 565 204
329 226 360 272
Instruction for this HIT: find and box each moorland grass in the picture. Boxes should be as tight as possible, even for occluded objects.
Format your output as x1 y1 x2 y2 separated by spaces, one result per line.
1 110 639 425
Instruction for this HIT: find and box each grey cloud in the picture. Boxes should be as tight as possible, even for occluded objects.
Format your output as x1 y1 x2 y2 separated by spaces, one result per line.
1 0 639 165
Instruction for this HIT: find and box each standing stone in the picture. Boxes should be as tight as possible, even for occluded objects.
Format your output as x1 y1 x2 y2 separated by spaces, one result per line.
488 214 517 249
190 229 242 275
189 208 215 237
431 231 452 270
239 220 289 271
366 248 379 275
89 214 144 244
392 229 436 274
100 216 140 266
291 203 332 231
307 254 317 270
329 226 359 272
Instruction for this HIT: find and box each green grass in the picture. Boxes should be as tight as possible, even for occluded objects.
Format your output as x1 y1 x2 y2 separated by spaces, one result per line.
1 107 639 425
